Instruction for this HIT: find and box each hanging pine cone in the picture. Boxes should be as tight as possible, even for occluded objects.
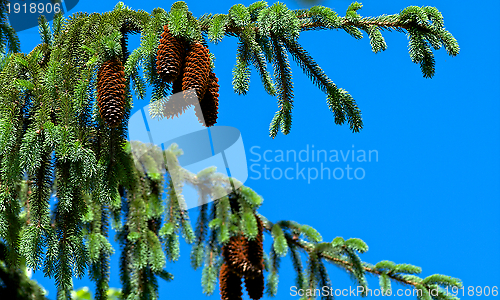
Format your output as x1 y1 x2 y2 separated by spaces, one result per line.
219 263 243 300
246 214 265 276
182 42 211 100
171 73 183 95
222 235 254 277
160 73 193 119
244 273 265 300
243 215 265 300
220 214 265 300
97 57 126 128
156 25 186 83
195 71 219 127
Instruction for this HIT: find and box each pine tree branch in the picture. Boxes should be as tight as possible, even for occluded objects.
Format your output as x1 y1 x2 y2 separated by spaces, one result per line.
261 222 432 290
0 3 461 298
305 17 419 32
200 15 430 36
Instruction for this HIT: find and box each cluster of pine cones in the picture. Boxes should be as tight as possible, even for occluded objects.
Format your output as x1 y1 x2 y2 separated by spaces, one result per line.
156 25 219 126
95 25 220 128
220 215 265 300
97 57 127 128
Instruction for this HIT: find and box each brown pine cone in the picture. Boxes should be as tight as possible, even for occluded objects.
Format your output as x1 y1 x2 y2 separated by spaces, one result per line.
156 25 186 83
182 42 211 100
171 73 183 95
161 75 194 119
243 214 265 299
222 235 254 277
194 71 219 127
219 263 243 300
244 273 265 300
246 214 265 277
97 57 126 128
161 99 192 119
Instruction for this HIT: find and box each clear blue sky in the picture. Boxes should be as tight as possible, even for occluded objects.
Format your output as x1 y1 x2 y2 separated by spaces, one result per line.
17 0 500 299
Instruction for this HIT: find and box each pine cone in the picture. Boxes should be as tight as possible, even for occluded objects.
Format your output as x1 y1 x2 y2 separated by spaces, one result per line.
195 71 219 127
246 214 265 277
182 42 211 100
219 263 243 300
163 96 191 119
161 73 197 119
244 215 265 300
156 25 186 83
222 235 254 277
97 57 126 128
244 274 265 300
171 73 183 95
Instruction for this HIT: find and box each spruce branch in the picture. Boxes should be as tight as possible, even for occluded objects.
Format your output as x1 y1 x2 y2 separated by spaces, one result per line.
270 36 293 137
199 3 459 82
199 6 458 49
0 2 462 298
259 219 462 297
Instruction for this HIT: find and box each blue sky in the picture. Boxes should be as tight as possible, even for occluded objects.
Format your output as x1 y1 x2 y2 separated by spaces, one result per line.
16 0 500 299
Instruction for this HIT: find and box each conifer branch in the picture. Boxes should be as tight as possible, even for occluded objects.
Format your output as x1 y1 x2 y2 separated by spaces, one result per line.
200 11 456 42
270 36 293 137
0 2 461 299
259 221 461 296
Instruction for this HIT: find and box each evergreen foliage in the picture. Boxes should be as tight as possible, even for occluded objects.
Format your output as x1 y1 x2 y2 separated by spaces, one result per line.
0 1 461 300
0 241 48 299
0 0 20 55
